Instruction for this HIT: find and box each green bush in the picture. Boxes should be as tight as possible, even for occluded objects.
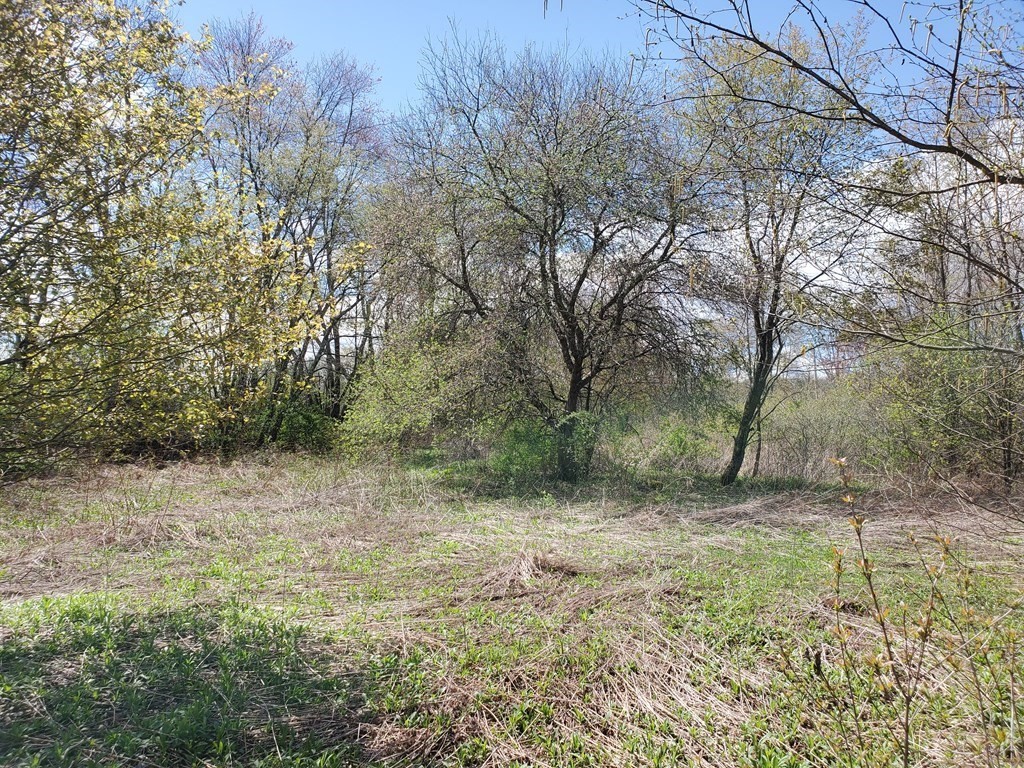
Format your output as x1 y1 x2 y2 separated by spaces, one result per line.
754 380 886 481
554 410 602 482
663 421 718 466
273 402 338 452
490 419 555 485
341 325 501 455
606 412 726 476
870 343 1024 486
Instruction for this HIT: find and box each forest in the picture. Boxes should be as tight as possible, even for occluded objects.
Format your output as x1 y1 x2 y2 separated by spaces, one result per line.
1 0 1023 766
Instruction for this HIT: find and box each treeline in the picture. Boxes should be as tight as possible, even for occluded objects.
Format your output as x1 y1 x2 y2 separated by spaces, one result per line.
2 0 1022 489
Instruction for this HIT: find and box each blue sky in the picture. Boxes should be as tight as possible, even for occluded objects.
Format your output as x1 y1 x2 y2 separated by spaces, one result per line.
173 0 652 110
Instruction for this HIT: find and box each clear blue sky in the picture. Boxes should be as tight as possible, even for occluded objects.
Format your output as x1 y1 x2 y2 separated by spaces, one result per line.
173 0 652 111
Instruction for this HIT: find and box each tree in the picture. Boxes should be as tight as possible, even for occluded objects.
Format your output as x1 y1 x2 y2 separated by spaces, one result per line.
677 33 866 484
638 0 1024 187
0 0 203 472
194 14 379 443
386 34 707 480
639 0 1024 489
854 154 1024 486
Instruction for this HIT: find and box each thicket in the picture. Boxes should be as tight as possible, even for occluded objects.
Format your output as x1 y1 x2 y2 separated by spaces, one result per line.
1 0 1022 497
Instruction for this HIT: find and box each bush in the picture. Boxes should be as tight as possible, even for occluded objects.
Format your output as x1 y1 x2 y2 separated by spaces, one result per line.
490 419 555 486
754 379 887 482
341 324 504 455
869 343 1024 488
782 463 1024 766
596 396 729 478
661 420 719 468
554 410 601 482
275 403 338 452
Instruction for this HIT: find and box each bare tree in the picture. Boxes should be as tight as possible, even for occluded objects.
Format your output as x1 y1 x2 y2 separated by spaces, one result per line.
195 15 380 440
387 33 708 480
638 0 1024 187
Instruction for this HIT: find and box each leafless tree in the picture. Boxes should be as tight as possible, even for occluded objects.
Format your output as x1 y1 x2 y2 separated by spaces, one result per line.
637 0 1024 187
387 33 710 480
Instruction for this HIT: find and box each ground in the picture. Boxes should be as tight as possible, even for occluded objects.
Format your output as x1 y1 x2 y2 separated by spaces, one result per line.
0 456 1021 767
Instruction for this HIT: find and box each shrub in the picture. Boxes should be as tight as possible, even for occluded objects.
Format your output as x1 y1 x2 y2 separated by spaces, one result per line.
783 461 1024 766
275 403 338 452
341 323 504 455
869 344 1024 488
490 419 555 486
663 420 719 467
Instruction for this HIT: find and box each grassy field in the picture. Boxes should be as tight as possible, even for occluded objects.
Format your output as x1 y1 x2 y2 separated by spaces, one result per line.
1 456 1022 767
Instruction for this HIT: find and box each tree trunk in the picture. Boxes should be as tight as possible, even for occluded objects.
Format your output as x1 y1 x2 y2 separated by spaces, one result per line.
722 327 775 485
554 380 595 483
750 415 763 478
721 369 771 485
555 416 582 483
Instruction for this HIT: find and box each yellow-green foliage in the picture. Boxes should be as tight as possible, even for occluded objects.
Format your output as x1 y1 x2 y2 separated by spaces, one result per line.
0 0 207 469
872 341 1023 483
341 325 500 454
0 3 375 470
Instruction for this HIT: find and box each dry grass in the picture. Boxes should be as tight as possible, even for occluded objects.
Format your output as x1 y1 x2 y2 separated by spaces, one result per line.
1 455 1022 767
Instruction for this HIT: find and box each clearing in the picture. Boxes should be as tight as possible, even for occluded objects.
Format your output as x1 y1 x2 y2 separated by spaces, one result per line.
1 457 1021 767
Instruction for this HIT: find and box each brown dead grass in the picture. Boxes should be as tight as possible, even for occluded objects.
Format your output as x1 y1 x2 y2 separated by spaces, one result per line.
1 457 1022 767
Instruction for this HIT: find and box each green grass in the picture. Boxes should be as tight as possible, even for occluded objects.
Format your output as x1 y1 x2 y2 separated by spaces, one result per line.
0 456 1021 767
0 596 368 767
